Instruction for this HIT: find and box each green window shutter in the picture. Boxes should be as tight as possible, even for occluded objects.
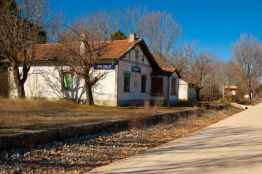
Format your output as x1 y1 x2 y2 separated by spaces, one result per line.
63 73 73 90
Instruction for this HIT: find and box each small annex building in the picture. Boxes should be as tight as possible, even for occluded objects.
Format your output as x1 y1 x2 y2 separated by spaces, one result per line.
7 34 185 106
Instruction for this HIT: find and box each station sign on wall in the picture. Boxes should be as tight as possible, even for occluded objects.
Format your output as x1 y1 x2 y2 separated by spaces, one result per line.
131 64 141 73
94 63 115 70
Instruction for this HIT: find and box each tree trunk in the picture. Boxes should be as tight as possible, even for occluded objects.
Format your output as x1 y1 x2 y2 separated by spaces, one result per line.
12 65 26 98
17 82 26 98
249 90 253 104
85 79 94 105
248 79 253 104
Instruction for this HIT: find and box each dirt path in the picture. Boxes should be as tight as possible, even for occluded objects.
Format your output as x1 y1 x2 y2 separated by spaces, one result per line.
90 103 262 174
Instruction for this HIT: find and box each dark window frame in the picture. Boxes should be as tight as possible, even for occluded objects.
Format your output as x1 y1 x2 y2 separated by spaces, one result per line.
124 72 131 93
141 75 147 93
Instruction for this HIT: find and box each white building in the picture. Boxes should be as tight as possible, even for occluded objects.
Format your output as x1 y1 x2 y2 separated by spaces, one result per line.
177 79 197 103
7 34 194 106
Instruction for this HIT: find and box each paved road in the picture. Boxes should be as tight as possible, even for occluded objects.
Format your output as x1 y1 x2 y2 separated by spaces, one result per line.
89 103 262 174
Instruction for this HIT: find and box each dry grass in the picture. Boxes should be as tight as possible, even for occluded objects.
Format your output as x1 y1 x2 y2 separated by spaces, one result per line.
0 98 191 136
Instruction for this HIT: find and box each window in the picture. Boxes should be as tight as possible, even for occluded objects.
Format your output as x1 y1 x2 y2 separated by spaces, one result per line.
171 78 177 96
124 72 131 92
141 75 147 93
151 77 163 96
63 73 73 90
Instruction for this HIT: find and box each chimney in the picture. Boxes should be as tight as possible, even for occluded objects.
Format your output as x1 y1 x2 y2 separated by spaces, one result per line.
128 33 137 42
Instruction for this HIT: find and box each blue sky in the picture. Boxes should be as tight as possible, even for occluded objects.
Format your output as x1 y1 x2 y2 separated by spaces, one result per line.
49 0 262 61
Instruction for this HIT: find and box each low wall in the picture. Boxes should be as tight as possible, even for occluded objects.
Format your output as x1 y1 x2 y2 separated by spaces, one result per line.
197 102 229 110
0 108 210 151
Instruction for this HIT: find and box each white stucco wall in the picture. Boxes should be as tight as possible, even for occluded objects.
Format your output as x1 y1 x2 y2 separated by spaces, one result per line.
9 65 118 106
92 68 117 106
9 66 64 99
178 79 189 101
117 46 152 105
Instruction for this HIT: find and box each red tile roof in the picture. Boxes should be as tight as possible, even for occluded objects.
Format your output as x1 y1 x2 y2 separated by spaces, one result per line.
100 40 138 59
32 43 66 61
26 39 138 61
18 39 177 74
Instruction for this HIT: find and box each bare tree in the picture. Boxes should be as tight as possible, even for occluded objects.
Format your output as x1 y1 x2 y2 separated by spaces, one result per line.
106 8 180 56
173 47 214 101
224 62 240 85
233 34 262 103
123 7 147 34
200 61 226 101
138 11 180 56
172 44 195 79
189 53 213 101
59 17 110 105
0 0 47 98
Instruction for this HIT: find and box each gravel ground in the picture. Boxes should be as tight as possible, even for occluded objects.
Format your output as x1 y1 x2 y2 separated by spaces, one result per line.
0 108 240 174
